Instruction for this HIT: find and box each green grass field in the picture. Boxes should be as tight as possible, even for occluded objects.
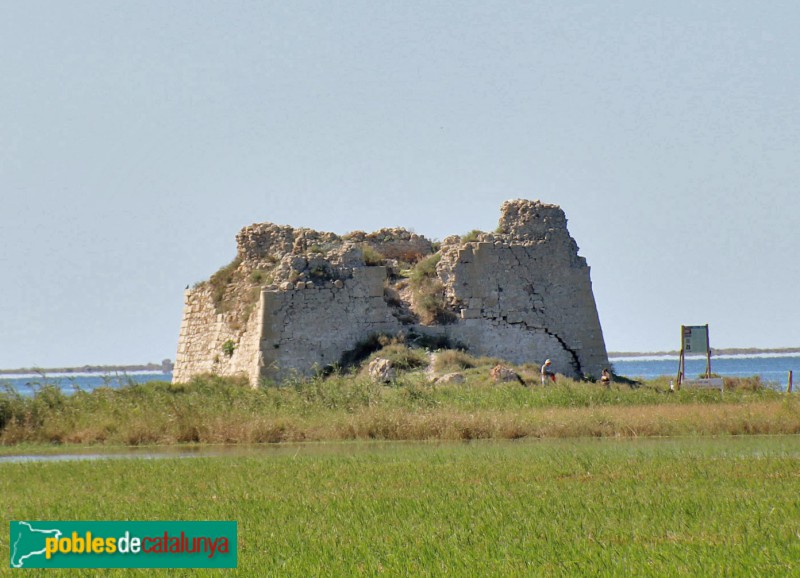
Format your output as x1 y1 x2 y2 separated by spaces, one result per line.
3 436 800 576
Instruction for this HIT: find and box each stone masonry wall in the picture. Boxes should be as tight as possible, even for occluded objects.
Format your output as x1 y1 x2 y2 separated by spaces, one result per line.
260 267 401 380
437 240 606 377
172 287 263 384
172 199 609 385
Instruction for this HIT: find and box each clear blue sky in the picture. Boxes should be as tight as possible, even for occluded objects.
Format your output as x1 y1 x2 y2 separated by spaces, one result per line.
1 1 798 368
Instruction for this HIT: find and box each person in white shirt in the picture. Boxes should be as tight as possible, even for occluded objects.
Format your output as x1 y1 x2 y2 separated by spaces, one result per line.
541 359 555 384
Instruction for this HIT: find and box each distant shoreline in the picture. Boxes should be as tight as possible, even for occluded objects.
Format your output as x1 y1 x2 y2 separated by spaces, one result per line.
0 362 173 376
608 347 800 358
2 348 798 374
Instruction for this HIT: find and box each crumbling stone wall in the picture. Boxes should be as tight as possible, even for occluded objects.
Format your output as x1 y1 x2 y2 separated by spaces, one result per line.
174 287 264 384
172 199 609 384
435 200 607 376
259 267 401 378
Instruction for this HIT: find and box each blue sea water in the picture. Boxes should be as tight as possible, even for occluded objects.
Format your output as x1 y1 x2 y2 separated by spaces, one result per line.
1 354 797 395
0 372 171 397
610 354 799 387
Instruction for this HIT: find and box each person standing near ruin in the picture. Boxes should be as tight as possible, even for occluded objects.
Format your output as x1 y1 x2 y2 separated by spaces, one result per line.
541 359 555 384
600 368 611 388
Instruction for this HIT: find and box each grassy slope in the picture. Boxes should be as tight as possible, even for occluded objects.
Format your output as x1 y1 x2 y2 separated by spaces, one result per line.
2 437 799 576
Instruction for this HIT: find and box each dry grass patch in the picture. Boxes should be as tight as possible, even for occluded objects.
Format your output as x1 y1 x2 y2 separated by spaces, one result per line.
335 401 800 441
431 350 499 373
2 374 796 447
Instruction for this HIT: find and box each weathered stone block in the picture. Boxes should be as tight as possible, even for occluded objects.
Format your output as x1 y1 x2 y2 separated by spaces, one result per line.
434 372 465 385
490 365 523 383
368 358 395 383
460 308 481 319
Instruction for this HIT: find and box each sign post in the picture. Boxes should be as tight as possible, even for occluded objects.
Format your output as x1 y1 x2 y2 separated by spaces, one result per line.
677 324 712 389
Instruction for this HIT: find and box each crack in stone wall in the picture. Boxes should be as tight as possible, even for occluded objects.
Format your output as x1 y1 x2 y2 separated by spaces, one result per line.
541 327 583 376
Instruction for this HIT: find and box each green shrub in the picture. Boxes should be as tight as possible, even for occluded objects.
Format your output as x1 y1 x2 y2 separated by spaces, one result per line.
0 388 16 430
415 286 457 325
207 258 268 329
249 269 270 284
222 339 237 358
415 285 457 325
460 229 482 243
392 248 429 265
309 266 331 280
362 245 385 266
723 375 773 392
432 350 481 373
406 253 456 324
367 344 429 372
409 253 441 285
207 256 243 312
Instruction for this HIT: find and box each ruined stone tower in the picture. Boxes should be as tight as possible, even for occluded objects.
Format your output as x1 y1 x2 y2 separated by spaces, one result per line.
173 200 608 384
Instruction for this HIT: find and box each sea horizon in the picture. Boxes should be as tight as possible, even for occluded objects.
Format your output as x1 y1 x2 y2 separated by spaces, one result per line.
3 346 799 376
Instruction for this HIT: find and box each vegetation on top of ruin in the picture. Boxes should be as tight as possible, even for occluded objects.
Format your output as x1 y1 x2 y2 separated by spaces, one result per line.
406 253 457 325
196 255 270 331
408 253 441 283
361 244 385 266
190 199 593 344
196 223 465 334
248 268 271 285
460 229 483 243
204 256 243 312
